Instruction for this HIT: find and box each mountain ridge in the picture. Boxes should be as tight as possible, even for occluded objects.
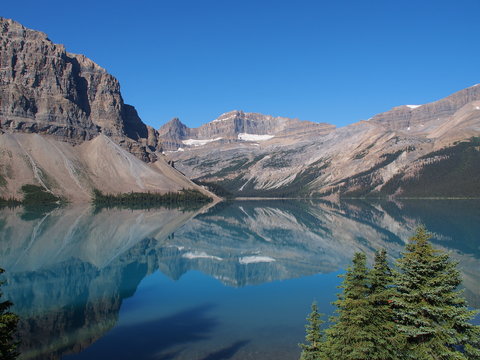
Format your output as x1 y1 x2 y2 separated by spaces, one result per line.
158 110 335 151
164 84 480 198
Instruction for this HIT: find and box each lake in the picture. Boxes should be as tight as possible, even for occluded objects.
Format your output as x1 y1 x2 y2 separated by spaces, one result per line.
1 199 479 360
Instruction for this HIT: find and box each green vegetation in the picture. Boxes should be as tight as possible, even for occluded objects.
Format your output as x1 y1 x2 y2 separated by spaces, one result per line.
300 226 480 359
326 253 379 359
299 302 326 360
0 184 62 214
92 188 212 210
394 226 480 359
352 143 375 160
0 197 21 208
0 175 7 188
380 137 480 197
20 185 61 205
263 152 293 168
215 159 330 198
207 157 251 178
0 268 19 360
192 180 234 199
19 185 63 220
339 150 404 197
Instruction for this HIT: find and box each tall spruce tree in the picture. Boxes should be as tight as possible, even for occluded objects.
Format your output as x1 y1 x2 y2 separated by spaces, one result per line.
326 252 379 360
0 268 19 360
368 249 403 360
394 226 480 359
299 302 326 360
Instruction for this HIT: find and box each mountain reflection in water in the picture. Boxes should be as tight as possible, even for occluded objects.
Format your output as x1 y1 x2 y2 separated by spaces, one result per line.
1 200 479 360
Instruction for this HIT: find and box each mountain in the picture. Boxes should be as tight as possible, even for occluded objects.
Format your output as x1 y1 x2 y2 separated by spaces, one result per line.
0 17 160 159
158 110 335 151
164 85 480 198
0 132 212 202
0 18 211 201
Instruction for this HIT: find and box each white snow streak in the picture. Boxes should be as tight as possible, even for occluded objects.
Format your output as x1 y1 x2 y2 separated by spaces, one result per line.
239 256 276 264
182 252 223 261
182 138 222 146
211 113 237 123
238 133 274 141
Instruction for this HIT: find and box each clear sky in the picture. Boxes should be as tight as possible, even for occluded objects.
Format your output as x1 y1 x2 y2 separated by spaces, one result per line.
2 0 480 129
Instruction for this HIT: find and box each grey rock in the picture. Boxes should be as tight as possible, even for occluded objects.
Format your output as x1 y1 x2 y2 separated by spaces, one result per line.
0 17 160 161
369 85 480 132
158 110 335 151
166 85 480 197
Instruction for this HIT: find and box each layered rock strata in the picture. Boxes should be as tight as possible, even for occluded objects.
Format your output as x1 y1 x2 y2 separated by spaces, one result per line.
0 17 160 162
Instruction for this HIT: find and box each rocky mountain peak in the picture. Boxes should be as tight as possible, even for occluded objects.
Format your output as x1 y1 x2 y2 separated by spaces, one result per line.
1 16 48 41
213 110 244 122
158 110 335 150
157 117 190 150
369 84 480 132
0 17 160 161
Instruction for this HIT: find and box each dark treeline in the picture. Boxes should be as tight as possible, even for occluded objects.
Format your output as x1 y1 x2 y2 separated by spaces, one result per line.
380 137 480 198
0 184 61 208
300 227 480 360
192 179 234 199
92 188 213 210
0 197 21 207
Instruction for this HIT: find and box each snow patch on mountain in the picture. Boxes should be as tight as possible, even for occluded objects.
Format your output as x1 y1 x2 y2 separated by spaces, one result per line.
182 138 222 146
238 133 274 141
211 113 237 123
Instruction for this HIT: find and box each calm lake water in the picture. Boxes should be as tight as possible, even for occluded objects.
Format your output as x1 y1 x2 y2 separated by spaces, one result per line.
1 199 479 360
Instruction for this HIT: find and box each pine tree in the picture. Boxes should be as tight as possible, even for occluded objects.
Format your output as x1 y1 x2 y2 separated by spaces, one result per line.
326 252 379 360
394 226 480 359
0 268 19 360
299 302 326 360
367 249 404 360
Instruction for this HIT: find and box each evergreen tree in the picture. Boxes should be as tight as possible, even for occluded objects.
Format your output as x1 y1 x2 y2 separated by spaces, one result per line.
326 252 378 360
394 226 480 359
299 302 326 360
368 249 404 360
0 268 19 360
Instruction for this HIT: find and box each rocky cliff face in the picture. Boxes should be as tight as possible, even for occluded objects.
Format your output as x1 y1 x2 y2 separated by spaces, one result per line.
158 110 335 151
0 18 215 201
165 85 480 198
157 117 190 150
0 17 159 161
370 85 480 133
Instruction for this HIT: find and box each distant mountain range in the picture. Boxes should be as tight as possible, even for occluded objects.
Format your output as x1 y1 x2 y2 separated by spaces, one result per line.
1 17 479 200
161 86 480 198
158 111 334 151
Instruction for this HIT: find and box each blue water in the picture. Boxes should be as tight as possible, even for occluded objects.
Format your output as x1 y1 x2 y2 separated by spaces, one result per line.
1 199 479 360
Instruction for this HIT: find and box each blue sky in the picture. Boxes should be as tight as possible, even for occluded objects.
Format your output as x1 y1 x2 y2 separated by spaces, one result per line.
2 0 480 128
